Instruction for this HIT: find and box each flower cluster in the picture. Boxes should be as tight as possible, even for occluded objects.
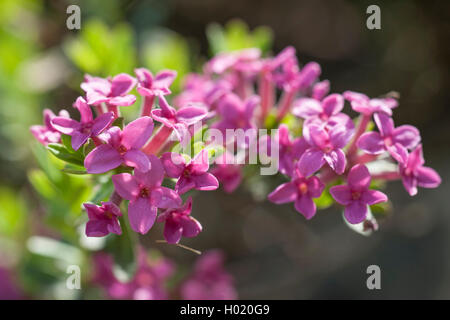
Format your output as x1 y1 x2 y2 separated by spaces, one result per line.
31 45 441 244
92 249 236 300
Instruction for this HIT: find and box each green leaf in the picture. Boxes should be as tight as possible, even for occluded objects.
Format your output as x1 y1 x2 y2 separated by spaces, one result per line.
111 117 124 130
47 143 84 166
314 187 334 209
62 164 87 175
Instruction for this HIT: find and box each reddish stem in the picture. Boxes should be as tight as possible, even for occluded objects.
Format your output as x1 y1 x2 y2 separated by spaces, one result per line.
142 125 173 155
140 95 155 117
107 103 120 118
276 88 297 122
372 171 401 181
347 114 371 157
258 70 274 125
95 105 105 116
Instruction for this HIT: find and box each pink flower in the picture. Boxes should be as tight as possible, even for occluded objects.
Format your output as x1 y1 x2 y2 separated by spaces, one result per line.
204 48 262 75
84 117 154 174
112 155 182 234
81 73 137 107
151 96 208 142
51 97 114 150
268 162 325 219
83 201 122 237
161 149 219 195
343 91 398 116
312 80 330 101
357 112 420 159
298 122 353 176
396 144 441 196
210 152 242 193
330 164 388 224
293 93 344 122
93 249 174 300
213 93 259 147
30 109 70 145
157 197 202 244
259 124 308 176
180 250 237 300
135 68 176 97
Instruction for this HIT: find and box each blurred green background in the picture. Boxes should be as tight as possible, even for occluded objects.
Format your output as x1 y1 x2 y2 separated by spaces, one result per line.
0 0 449 299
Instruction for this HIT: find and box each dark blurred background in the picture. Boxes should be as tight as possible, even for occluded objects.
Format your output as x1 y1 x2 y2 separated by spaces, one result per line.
1 0 449 299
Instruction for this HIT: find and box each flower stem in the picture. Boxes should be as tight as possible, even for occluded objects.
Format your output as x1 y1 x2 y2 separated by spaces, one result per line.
142 125 173 155
372 171 401 181
258 70 274 126
107 103 120 119
347 114 371 157
276 88 297 122
140 95 155 117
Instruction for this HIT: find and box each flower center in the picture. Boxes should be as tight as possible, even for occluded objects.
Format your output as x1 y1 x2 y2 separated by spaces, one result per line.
104 211 114 219
298 182 308 194
351 191 361 200
117 145 128 155
140 187 150 198
81 123 93 134
384 136 393 147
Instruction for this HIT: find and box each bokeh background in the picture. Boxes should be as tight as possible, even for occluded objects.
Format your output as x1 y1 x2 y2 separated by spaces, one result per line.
0 0 449 299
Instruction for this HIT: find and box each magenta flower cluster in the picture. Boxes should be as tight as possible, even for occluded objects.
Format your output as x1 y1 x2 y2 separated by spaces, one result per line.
31 45 441 245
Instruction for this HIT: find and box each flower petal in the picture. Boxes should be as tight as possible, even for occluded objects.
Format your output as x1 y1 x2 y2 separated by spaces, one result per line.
150 187 182 208
357 132 384 154
347 164 371 191
84 144 122 174
161 152 186 178
107 95 136 106
344 201 368 224
91 112 114 136
164 220 183 244
298 148 325 177
416 166 441 188
268 182 297 204
134 155 164 187
330 185 352 205
292 98 322 119
324 148 346 175
190 149 210 174
86 220 110 237
361 189 388 205
374 113 394 137
74 97 93 123
128 198 157 234
193 173 219 191
71 131 90 151
51 117 80 135
176 106 207 126
181 217 202 238
111 173 140 200
110 73 136 96
121 116 154 149
322 94 344 117
393 125 421 150
294 195 316 219
123 150 151 172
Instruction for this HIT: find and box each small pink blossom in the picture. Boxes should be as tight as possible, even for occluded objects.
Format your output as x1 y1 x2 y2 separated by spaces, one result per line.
83 201 122 237
157 197 202 244
112 155 182 234
330 164 388 224
161 149 219 195
81 73 137 107
343 91 398 116
151 96 208 142
30 109 69 145
298 122 353 176
396 144 441 196
135 68 176 97
268 162 325 219
180 250 237 300
357 112 420 159
84 117 154 174
51 97 114 150
210 152 242 193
